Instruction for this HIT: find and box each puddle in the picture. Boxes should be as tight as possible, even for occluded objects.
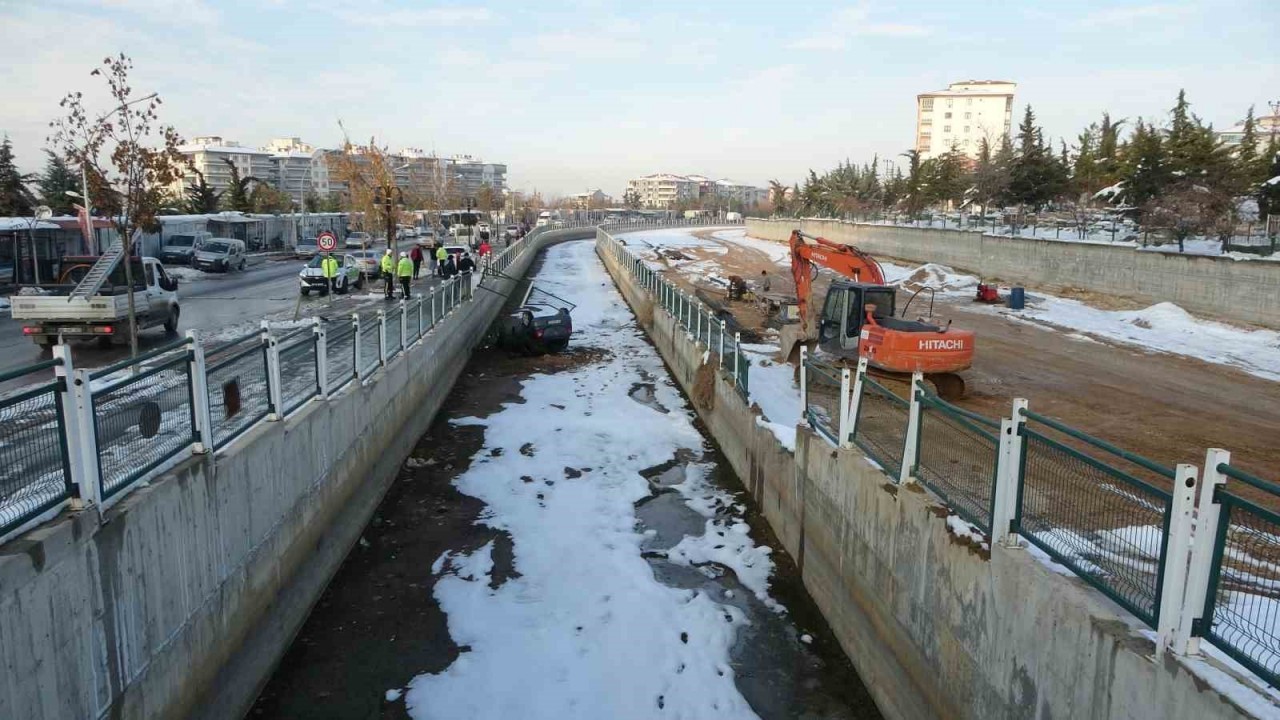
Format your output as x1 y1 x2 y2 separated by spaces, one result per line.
639 448 699 487
628 381 670 414
636 492 707 551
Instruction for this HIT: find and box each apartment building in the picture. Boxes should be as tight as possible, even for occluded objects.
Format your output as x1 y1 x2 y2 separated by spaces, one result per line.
626 174 766 209
450 155 508 199
569 189 611 209
1218 112 1280 147
264 138 328 208
916 80 1016 160
176 136 275 195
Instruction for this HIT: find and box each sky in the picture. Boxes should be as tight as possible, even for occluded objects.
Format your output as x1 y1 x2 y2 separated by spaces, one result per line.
0 0 1276 197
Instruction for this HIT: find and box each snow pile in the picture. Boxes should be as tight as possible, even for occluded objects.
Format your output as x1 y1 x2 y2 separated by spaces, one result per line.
892 263 980 295
16 286 50 296
405 241 773 719
946 515 989 550
711 229 791 265
987 298 1280 382
166 266 215 282
739 343 802 451
668 520 781 612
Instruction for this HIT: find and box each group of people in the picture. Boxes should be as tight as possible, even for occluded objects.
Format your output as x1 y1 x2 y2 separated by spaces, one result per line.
317 238 491 301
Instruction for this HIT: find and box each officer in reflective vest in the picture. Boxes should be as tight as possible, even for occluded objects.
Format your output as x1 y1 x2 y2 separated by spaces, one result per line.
435 245 448 277
321 253 340 293
396 251 414 299
380 249 395 298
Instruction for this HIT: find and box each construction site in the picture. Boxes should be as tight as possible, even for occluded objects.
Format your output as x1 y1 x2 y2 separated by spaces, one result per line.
621 225 1280 490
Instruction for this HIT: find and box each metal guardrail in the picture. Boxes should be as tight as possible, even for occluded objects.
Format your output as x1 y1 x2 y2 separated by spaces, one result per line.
0 359 72 538
914 391 1001 533
851 376 910 480
206 332 271 449
803 357 842 445
278 332 319 416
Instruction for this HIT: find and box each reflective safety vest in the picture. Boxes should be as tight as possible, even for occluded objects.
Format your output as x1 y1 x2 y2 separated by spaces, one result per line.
321 256 339 278
380 254 394 273
436 246 448 261
397 257 413 277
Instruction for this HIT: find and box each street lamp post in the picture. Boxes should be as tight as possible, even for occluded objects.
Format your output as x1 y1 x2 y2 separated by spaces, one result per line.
25 206 52 285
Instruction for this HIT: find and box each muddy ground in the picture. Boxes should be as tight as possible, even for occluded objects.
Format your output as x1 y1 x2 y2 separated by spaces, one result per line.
652 228 1280 491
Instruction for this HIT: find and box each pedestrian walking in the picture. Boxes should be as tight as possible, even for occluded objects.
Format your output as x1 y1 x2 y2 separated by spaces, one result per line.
457 252 476 276
380 249 395 299
436 245 448 277
478 240 491 257
320 252 340 294
410 244 424 279
443 254 457 278
397 251 414 298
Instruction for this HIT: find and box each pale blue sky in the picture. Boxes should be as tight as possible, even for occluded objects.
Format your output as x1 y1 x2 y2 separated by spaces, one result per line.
1 0 1276 197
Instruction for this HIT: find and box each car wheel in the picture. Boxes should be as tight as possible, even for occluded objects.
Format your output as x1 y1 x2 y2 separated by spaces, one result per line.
337 277 349 295
239 260 246 271
164 307 180 334
302 288 310 297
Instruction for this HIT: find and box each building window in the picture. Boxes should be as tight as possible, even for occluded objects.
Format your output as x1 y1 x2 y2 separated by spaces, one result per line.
965 112 971 119
921 98 934 111
947 99 953 107
967 98 973 105
944 112 951 119
942 125 951 133
921 119 932 127
964 126 970 133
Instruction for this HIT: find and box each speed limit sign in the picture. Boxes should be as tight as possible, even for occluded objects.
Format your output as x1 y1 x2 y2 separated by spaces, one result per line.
317 231 338 252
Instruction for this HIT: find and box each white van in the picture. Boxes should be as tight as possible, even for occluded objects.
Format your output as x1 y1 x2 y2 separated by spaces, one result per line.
192 238 248 272
536 211 552 227
159 230 213 265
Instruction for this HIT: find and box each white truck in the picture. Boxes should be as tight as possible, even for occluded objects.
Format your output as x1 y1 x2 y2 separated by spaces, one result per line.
11 255 181 348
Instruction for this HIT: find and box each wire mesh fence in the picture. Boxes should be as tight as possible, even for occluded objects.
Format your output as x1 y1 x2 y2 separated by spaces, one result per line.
0 361 72 537
803 359 843 444
915 393 1001 532
326 323 357 392
205 334 271 449
406 300 422 345
1014 411 1173 626
851 377 909 479
1200 466 1280 687
359 316 381 377
278 333 319 416
91 351 196 499
385 308 404 360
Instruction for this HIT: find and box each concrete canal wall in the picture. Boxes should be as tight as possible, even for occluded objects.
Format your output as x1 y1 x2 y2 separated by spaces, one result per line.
598 229 1269 720
0 228 595 720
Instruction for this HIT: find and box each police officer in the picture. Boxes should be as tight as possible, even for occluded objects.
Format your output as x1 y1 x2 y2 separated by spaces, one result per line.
380 249 395 298
320 252 340 294
435 245 448 277
397 251 414 299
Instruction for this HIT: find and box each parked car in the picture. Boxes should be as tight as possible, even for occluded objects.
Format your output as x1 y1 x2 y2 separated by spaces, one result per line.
295 236 319 259
349 249 382 278
504 225 520 240
192 238 247 272
158 231 212 265
418 228 437 245
298 253 364 296
345 231 373 249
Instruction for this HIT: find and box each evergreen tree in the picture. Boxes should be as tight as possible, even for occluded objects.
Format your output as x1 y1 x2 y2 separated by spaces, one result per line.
1258 137 1280 220
0 135 36 216
900 150 924 214
1234 106 1267 193
1097 113 1125 186
1120 119 1171 210
185 170 221 213
1006 106 1065 209
1073 125 1100 198
38 151 78 215
220 158 259 212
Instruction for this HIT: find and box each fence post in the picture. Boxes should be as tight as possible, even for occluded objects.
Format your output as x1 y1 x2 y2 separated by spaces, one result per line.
1157 462 1200 656
1176 449 1230 656
55 344 102 509
313 317 329 399
418 297 426 338
352 314 363 379
846 356 868 439
377 310 388 364
898 371 924 484
838 367 853 449
991 397 1028 547
400 299 409 351
799 346 808 415
262 321 284 421
733 332 742 387
719 319 727 368
185 330 213 454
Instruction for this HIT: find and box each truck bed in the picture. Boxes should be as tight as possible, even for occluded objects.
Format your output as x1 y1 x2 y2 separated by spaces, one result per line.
10 292 152 323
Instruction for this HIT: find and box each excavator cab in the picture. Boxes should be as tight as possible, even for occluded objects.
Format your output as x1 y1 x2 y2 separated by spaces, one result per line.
817 282 897 358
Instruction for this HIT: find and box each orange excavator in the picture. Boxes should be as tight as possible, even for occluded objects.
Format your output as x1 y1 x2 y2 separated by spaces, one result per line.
781 230 975 398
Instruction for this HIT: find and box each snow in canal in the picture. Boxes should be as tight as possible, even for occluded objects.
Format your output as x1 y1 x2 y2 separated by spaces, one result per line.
401 241 868 719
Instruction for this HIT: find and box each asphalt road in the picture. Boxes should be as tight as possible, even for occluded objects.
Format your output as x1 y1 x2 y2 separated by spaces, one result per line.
0 254 444 393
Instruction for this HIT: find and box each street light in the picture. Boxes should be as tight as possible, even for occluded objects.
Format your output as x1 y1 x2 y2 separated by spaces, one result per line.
25 206 52 285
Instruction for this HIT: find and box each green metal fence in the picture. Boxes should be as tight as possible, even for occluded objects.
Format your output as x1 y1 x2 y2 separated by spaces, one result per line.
278 332 319 416
326 322 357 392
851 377 910 479
0 360 73 538
205 332 271 449
914 391 1001 532
1198 464 1280 687
804 358 843 444
1014 408 1175 627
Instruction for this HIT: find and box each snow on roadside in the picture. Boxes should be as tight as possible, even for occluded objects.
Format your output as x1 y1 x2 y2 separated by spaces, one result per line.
739 343 801 451
405 241 769 720
981 298 1280 383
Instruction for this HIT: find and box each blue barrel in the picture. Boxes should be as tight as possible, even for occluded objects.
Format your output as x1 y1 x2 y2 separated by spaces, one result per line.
1008 286 1025 310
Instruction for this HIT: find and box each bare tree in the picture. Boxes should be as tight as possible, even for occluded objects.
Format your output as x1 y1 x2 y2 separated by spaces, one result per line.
50 54 187 357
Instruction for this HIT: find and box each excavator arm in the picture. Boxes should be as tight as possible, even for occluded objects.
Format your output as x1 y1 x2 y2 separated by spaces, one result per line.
789 230 886 334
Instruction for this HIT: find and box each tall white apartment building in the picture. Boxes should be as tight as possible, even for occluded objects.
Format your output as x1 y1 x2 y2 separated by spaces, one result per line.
627 174 698 208
176 136 275 195
915 80 1016 160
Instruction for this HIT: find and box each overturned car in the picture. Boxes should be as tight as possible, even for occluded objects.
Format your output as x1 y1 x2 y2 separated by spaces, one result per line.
493 284 575 354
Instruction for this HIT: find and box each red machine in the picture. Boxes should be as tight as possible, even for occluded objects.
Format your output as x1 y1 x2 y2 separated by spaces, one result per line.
975 283 1002 304
783 230 975 398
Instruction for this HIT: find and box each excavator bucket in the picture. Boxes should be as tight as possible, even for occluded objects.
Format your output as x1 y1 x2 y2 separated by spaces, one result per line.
777 322 815 365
